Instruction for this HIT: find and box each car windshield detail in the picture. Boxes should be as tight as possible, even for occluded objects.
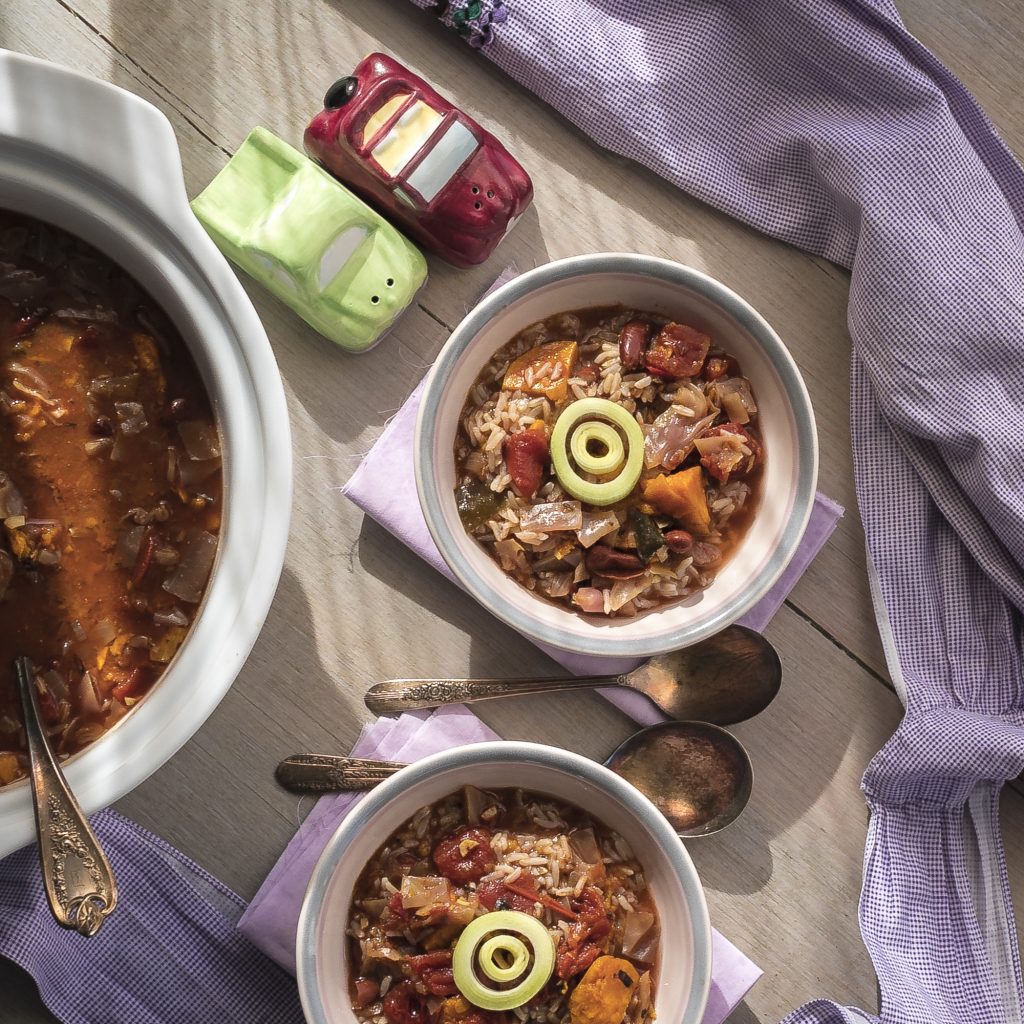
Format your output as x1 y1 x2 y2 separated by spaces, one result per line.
318 224 371 289
404 118 479 203
371 100 444 178
358 91 411 148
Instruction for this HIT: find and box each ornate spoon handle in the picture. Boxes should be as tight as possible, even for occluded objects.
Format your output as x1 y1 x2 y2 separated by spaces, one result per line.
15 657 117 937
364 675 623 714
275 754 409 793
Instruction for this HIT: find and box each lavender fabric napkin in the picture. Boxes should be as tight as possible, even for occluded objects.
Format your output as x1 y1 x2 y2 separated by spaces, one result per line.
238 706 762 1024
342 378 843 718
0 809 303 1024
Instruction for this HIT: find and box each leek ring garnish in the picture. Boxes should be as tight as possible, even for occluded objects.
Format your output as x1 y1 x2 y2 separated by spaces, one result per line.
453 910 555 1010
569 421 625 476
478 934 530 982
551 398 645 507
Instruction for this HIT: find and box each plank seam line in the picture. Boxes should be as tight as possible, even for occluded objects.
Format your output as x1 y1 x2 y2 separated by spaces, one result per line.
417 303 456 332
53 0 228 157
782 597 895 693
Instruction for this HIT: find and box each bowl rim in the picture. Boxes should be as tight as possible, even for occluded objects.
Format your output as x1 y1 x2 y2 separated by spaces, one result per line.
296 740 712 1024
414 253 818 657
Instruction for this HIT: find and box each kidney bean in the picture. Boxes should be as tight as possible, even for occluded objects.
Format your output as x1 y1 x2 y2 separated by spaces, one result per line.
574 360 600 384
10 314 42 339
691 541 722 568
664 529 694 554
354 978 380 1008
160 397 190 426
618 320 652 370
572 587 605 614
585 545 645 580
503 429 549 499
645 322 711 379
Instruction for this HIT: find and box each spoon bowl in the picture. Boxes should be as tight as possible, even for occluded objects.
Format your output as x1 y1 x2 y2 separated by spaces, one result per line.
605 722 752 837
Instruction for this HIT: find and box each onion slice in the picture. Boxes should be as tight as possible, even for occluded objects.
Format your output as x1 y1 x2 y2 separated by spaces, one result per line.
163 531 217 603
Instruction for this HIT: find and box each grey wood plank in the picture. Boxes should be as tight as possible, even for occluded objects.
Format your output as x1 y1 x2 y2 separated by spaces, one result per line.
2 2 1024 1023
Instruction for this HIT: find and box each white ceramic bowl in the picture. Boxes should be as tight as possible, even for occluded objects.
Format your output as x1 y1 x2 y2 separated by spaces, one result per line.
416 254 817 658
297 742 711 1024
0 52 292 855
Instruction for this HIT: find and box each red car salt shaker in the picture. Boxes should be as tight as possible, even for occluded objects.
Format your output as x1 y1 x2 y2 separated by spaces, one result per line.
304 52 533 268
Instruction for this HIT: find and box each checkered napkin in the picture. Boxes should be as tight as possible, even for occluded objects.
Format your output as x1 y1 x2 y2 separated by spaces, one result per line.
0 810 304 1024
239 706 763 1024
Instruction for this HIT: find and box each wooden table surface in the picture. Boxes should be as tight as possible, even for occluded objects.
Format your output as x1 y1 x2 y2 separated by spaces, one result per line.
4 2 1023 1021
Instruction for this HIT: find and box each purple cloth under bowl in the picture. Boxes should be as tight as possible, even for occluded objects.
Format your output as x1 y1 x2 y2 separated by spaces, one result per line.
342 376 843 717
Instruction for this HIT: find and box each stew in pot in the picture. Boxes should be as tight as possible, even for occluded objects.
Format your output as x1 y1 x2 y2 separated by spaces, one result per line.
0 213 223 786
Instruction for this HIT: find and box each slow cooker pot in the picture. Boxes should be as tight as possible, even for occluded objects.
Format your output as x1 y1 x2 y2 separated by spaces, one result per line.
0 50 292 855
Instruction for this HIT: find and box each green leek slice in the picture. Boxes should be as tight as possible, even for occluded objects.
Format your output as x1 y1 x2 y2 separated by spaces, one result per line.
551 398 645 506
478 934 530 983
569 421 625 476
453 910 555 1010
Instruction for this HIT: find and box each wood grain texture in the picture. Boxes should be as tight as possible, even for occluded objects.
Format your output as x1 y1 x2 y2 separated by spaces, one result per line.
0 1 1022 1022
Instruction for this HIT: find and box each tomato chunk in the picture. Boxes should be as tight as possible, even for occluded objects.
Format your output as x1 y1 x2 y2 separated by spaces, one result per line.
383 983 429 1024
698 422 762 483
477 877 538 913
432 827 496 883
409 950 458 996
645 322 710 379
555 886 612 979
556 938 603 980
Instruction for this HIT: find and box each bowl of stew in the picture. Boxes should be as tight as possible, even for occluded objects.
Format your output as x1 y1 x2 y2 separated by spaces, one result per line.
416 254 817 657
296 742 711 1024
0 51 291 854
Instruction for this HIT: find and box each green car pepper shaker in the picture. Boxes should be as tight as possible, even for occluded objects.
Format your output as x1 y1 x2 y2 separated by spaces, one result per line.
191 127 427 352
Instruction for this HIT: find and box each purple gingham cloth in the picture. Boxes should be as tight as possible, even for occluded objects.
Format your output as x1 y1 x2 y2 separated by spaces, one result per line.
403 1 1024 1022
0 809 303 1024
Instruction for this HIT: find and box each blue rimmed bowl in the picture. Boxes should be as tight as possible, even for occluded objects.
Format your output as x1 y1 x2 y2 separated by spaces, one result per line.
296 741 712 1024
415 253 817 658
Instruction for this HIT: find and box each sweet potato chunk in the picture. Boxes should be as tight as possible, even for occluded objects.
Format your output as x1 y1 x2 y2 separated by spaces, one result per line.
568 956 640 1024
501 341 578 403
641 466 711 536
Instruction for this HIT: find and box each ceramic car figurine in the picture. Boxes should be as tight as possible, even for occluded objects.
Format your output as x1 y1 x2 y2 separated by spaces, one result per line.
304 53 533 268
191 127 427 352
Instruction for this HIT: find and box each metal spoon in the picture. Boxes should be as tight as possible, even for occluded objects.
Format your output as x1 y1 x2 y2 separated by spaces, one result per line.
14 657 118 936
364 625 780 725
276 721 752 837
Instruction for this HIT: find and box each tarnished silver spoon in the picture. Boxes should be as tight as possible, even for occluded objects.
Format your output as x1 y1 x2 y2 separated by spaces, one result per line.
14 656 118 935
364 625 780 726
276 721 752 838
